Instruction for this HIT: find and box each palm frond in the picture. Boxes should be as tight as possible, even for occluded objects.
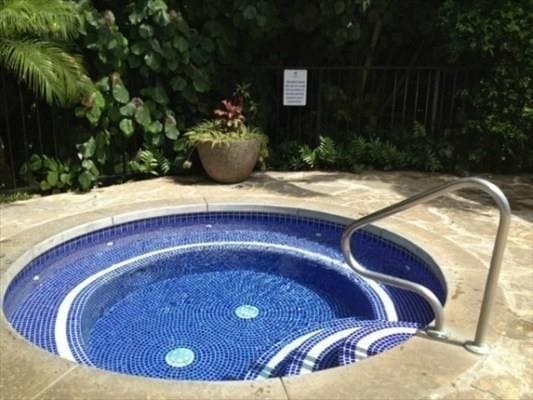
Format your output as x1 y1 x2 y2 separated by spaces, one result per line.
0 38 92 105
0 0 80 40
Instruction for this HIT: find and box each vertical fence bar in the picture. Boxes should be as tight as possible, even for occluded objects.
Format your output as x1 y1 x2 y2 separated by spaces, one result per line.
437 71 447 133
51 108 59 158
401 69 410 128
1 69 17 189
413 70 421 123
358 68 364 133
390 71 398 130
35 103 44 156
430 69 441 134
347 69 354 134
18 87 31 183
315 69 323 145
275 69 282 145
378 68 388 132
423 70 432 128
448 70 458 128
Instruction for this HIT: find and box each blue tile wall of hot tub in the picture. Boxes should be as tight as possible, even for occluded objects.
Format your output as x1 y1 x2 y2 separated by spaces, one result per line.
3 211 446 380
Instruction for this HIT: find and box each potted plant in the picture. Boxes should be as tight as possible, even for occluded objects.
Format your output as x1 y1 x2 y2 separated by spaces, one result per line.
185 97 268 183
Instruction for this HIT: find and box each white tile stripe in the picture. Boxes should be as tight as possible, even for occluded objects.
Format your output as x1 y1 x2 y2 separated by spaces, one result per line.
54 241 396 361
298 327 361 374
253 330 321 380
353 326 418 362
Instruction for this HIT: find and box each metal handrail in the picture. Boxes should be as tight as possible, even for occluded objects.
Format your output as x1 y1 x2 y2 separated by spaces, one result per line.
341 177 511 354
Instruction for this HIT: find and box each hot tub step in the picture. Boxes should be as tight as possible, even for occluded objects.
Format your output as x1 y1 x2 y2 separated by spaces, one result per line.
338 321 420 366
245 318 385 379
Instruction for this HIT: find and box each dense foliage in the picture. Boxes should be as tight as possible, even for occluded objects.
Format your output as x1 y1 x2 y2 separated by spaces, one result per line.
2 0 531 193
0 0 92 105
439 0 533 172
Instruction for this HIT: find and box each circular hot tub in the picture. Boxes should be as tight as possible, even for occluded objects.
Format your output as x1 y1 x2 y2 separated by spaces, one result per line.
3 208 446 381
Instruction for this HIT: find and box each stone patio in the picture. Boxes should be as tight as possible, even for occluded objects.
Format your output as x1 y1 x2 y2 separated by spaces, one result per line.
0 171 531 400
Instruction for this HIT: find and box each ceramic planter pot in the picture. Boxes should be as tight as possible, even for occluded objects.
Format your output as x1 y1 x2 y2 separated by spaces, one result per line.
196 138 261 183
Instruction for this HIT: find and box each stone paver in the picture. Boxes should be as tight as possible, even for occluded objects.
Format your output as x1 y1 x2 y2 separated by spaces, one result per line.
0 171 531 400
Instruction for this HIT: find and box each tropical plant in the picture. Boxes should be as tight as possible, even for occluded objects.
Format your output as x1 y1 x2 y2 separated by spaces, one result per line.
186 98 268 149
0 0 92 105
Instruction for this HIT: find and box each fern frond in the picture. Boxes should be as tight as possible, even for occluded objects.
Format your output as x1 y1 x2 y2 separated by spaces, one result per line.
0 0 80 40
0 38 92 105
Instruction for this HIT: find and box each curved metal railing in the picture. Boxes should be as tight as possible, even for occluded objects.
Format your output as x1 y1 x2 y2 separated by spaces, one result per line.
341 177 511 354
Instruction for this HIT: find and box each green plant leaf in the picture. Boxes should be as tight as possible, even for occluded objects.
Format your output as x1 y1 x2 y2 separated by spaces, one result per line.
86 106 101 125
173 36 188 53
0 38 93 106
147 120 163 134
165 116 179 139
152 85 169 104
139 24 154 38
46 170 58 186
144 52 161 70
60 173 71 185
131 42 148 55
119 118 135 136
193 76 210 93
77 137 96 159
170 76 187 91
40 180 51 191
30 154 42 170
78 171 93 190
243 6 257 20
81 159 95 170
119 102 136 117
135 105 151 126
334 1 345 15
112 82 130 104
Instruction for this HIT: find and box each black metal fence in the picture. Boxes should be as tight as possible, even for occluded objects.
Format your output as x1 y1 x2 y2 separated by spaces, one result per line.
0 65 478 191
222 66 477 146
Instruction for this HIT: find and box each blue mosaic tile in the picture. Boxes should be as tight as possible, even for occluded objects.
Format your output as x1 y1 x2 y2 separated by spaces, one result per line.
339 321 420 366
3 211 446 381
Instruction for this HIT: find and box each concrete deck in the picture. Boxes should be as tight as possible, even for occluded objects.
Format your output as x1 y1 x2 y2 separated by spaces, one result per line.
0 171 531 400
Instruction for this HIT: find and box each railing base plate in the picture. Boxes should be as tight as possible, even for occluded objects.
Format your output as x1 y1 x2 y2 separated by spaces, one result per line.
425 328 449 340
464 341 491 355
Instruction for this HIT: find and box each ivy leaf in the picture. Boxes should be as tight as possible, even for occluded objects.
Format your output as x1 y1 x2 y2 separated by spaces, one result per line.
193 76 210 93
173 36 189 53
77 137 96 159
95 77 110 92
145 52 161 71
167 58 179 71
30 154 42 170
200 38 215 52
93 91 105 108
78 171 94 191
170 77 187 91
131 42 148 55
164 116 179 139
135 106 151 127
243 6 257 20
147 121 163 134
82 159 95 170
334 1 345 15
139 24 154 38
112 83 130 104
46 171 58 186
152 85 169 104
95 131 109 164
60 173 71 185
119 102 136 117
40 180 51 191
86 106 102 125
119 119 135 136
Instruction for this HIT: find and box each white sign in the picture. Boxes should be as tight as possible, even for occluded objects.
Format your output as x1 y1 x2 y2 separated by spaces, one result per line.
283 69 308 106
